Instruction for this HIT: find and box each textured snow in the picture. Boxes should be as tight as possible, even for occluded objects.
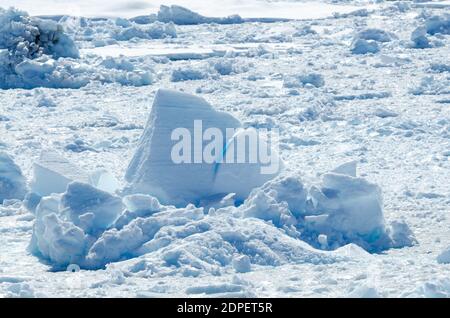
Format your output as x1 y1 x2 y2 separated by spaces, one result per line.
0 0 450 298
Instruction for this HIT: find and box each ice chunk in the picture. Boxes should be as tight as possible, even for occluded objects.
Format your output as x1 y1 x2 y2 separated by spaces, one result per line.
0 152 27 203
309 173 389 250
30 150 89 196
347 286 379 298
241 190 296 227
171 66 209 82
242 175 306 219
320 173 385 235
411 27 431 49
114 194 163 229
29 193 86 267
356 28 394 42
387 220 416 248
126 89 239 206
331 160 357 177
88 169 120 194
61 182 123 234
283 73 325 88
437 246 450 264
212 128 284 202
157 5 207 25
425 14 450 35
126 89 281 206
351 39 380 55
232 255 251 273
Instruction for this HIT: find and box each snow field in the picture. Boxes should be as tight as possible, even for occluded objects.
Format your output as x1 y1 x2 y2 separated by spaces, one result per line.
0 1 449 298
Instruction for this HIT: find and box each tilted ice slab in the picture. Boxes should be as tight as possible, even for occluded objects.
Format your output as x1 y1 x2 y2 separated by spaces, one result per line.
30 150 89 197
0 152 27 203
126 89 282 206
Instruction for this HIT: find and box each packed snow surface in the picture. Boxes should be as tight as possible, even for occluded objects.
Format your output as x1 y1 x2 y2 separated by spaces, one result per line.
0 1 450 298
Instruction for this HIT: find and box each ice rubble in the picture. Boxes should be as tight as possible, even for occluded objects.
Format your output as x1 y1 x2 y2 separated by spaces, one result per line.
0 7 79 60
113 22 176 41
27 90 415 271
283 73 325 88
0 152 27 203
171 59 250 82
125 89 282 206
0 8 156 89
411 13 450 48
29 160 415 271
157 5 243 25
56 15 176 46
410 76 450 96
350 28 394 55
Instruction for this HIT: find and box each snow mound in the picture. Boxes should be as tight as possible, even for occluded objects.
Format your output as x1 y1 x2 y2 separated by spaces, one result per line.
30 159 414 271
157 5 242 25
125 89 282 206
31 189 350 271
0 152 27 203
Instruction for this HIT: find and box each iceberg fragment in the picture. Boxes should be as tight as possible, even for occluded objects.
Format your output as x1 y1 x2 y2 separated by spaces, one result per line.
30 151 89 197
126 89 282 206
